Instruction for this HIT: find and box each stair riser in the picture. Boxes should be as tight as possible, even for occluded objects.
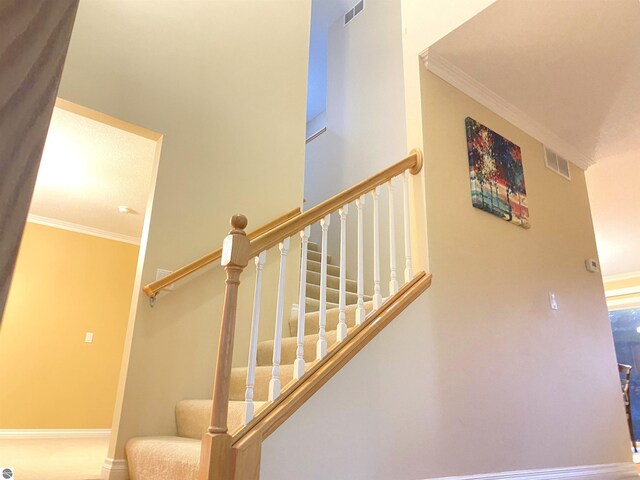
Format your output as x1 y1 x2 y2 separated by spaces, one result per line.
307 249 331 264
307 260 340 277
304 298 338 315
306 283 364 305
257 329 344 366
306 270 357 292
230 364 305 402
175 400 265 439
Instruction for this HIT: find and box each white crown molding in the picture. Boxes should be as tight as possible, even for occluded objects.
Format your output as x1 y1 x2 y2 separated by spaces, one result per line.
102 457 129 480
0 428 111 439
419 462 637 480
27 214 140 245
420 48 594 170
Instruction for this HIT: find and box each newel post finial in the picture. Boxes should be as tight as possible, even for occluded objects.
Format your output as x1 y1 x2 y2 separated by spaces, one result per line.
200 213 250 480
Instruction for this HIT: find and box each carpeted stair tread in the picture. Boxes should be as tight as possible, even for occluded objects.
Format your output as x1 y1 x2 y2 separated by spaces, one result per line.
289 301 374 336
176 400 266 440
306 283 372 305
126 436 200 480
307 270 357 292
308 241 319 252
256 328 356 366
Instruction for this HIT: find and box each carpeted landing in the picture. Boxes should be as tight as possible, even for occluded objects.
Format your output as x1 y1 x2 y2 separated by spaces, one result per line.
126 241 373 479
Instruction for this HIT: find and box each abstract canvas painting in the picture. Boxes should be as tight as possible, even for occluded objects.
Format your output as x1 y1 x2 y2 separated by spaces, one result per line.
465 117 529 229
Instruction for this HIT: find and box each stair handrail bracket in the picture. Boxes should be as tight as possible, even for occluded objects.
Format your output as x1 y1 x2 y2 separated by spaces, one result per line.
198 150 425 480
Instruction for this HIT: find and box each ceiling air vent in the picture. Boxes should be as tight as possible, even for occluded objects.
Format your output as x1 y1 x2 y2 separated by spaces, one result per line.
344 0 365 26
544 146 571 180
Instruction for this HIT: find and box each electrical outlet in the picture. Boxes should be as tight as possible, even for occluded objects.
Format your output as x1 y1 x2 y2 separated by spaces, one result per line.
85 332 94 343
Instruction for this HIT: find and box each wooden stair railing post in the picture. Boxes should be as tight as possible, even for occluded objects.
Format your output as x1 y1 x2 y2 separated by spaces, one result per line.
199 214 251 480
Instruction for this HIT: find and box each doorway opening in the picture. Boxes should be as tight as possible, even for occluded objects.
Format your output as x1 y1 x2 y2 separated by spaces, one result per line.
0 98 162 479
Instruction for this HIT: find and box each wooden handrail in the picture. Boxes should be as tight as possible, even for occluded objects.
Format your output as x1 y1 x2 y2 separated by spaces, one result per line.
198 150 425 480
248 149 422 256
142 207 301 299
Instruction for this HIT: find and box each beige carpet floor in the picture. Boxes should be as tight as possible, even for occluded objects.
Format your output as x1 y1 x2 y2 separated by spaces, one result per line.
0 437 108 480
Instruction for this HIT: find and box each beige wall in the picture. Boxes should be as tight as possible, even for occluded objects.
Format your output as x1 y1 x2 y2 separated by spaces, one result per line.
400 0 496 273
0 223 137 428
57 0 310 461
304 0 407 291
0 0 78 319
260 70 631 479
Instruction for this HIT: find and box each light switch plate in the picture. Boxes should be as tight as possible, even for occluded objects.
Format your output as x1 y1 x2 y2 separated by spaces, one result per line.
549 292 558 310
85 332 94 343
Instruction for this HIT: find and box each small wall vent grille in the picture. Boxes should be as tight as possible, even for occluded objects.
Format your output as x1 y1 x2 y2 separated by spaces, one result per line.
544 146 571 180
344 0 364 26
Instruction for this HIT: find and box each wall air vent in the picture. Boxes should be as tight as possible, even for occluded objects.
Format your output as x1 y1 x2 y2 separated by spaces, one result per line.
344 0 364 26
544 146 571 180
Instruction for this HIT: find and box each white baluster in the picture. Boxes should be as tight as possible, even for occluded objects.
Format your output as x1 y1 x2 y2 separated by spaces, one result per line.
294 226 311 380
372 187 382 308
317 215 330 360
337 205 349 341
403 170 414 282
243 250 266 424
268 237 290 401
355 196 366 325
387 180 399 295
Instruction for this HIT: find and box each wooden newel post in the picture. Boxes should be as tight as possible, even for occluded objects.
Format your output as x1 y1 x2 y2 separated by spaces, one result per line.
199 214 250 480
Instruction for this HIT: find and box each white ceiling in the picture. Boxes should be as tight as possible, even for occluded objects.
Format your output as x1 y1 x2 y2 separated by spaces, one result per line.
429 0 640 169
586 154 640 277
29 106 157 243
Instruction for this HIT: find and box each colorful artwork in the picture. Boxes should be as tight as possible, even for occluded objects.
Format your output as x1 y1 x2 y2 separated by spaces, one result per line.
465 117 529 229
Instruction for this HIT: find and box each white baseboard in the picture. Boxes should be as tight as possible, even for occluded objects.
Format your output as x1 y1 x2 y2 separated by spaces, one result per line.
0 429 111 439
421 463 638 480
102 457 128 480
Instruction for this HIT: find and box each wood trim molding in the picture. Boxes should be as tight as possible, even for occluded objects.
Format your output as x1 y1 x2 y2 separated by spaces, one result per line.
0 428 111 439
143 208 301 298
416 462 637 480
249 151 423 256
55 97 163 142
231 272 432 453
102 457 129 480
420 48 593 170
27 214 140 245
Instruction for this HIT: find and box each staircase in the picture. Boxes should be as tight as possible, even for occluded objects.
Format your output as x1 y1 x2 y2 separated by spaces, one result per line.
128 151 428 480
126 242 372 479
